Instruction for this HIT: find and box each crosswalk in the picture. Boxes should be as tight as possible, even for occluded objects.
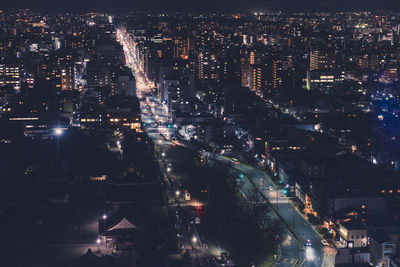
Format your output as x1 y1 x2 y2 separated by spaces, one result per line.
280 258 305 266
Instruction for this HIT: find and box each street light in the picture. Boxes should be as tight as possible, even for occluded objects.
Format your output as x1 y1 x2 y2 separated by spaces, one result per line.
175 190 181 205
161 152 166 157
54 127 64 180
192 236 198 260
102 214 107 220
53 127 64 136
96 238 101 252
167 167 171 173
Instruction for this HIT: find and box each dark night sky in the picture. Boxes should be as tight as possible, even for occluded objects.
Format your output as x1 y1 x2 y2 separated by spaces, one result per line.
3 0 400 12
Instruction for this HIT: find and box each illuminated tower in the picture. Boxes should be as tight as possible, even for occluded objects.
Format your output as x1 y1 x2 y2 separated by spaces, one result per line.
310 50 335 71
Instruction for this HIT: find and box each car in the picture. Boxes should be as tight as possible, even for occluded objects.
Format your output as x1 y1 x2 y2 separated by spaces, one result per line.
321 239 329 246
216 252 235 266
24 166 38 176
306 239 312 246
231 158 240 164
220 252 228 260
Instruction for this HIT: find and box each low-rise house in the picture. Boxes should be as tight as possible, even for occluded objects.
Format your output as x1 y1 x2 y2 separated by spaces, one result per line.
369 231 397 267
335 247 370 266
338 220 368 248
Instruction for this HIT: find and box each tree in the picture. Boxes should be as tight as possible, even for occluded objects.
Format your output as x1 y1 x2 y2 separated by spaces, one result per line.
298 202 305 213
247 187 270 226
307 213 319 225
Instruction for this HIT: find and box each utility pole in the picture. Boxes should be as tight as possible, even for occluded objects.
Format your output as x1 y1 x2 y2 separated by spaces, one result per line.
293 209 299 257
293 208 296 233
276 187 279 211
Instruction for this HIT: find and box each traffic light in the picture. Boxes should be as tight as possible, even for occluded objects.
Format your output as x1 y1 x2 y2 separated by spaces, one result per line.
195 206 203 216
239 173 244 178
283 189 288 195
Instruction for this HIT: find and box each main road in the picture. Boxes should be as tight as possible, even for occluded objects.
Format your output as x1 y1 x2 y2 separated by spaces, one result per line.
222 157 334 267
116 27 334 267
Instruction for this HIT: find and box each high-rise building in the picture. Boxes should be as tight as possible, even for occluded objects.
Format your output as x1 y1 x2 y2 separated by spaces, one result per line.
249 50 266 65
158 68 195 116
197 52 204 80
272 60 296 93
113 74 136 96
310 50 336 71
241 58 250 88
86 62 111 89
397 48 400 63
173 36 192 60
272 60 283 90
197 50 219 81
250 51 255 65
144 50 160 83
60 65 75 91
0 64 21 91
250 64 266 97
53 37 62 51
306 70 345 91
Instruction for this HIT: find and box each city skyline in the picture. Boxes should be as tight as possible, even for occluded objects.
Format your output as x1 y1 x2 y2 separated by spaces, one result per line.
0 7 399 267
4 0 400 12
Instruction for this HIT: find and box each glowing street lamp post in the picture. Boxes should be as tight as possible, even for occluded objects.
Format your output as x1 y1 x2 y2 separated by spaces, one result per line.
175 189 180 201
96 238 101 252
192 236 197 260
53 128 63 136
53 127 63 180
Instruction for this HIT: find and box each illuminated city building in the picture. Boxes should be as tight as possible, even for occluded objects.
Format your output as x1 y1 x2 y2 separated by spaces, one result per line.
309 50 336 71
0 64 21 91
